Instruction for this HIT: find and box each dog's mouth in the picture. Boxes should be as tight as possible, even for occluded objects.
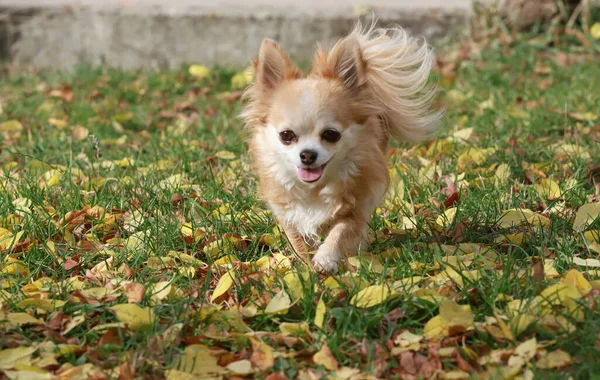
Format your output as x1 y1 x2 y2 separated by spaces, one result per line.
297 163 328 183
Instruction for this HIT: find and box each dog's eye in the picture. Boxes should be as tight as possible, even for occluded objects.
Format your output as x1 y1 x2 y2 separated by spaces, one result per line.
321 129 341 143
279 130 297 145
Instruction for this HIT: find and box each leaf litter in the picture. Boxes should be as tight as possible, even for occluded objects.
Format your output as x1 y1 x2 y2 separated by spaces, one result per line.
1 26 600 379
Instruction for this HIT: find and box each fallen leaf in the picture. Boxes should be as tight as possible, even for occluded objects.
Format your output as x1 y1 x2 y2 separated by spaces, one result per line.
314 297 326 328
264 290 291 314
0 120 23 132
124 282 145 303
250 337 275 370
424 299 474 340
171 344 225 376
72 126 89 141
188 65 211 79
313 344 339 371
210 269 235 303
573 203 600 231
110 304 155 331
536 349 572 369
535 179 561 199
0 347 36 369
350 284 391 308
226 359 254 375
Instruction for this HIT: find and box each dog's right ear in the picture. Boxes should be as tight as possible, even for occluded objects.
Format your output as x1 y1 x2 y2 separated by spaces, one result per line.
255 39 300 94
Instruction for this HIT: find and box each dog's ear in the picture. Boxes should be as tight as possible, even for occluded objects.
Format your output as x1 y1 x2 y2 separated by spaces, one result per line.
312 37 366 90
255 39 300 94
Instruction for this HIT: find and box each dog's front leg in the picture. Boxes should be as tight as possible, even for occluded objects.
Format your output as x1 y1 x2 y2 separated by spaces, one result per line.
281 223 311 264
312 217 368 272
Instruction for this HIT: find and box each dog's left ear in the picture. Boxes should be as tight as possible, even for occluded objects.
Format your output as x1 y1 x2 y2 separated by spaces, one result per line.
312 37 367 90
255 39 301 94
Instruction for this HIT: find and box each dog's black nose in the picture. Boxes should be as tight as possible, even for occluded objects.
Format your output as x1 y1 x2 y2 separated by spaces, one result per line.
299 150 318 165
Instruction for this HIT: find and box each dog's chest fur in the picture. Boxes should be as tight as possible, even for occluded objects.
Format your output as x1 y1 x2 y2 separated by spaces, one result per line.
270 183 346 241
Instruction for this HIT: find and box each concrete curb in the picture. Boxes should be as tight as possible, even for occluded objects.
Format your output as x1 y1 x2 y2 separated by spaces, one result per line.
0 0 476 70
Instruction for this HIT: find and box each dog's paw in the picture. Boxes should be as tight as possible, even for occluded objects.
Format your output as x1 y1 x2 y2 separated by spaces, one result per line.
312 247 341 273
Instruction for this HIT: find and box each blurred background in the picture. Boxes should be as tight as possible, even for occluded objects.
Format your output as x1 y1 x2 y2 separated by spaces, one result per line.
0 0 597 71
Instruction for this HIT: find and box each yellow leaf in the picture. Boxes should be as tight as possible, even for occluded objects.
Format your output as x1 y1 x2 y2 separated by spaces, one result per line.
443 371 470 380
264 290 291 314
507 337 537 369
573 257 600 268
0 313 44 329
172 344 224 376
157 174 184 191
423 299 474 340
436 207 457 229
2 367 52 380
536 349 572 369
535 179 561 199
494 163 511 184
508 313 535 337
497 208 535 228
394 330 423 347
110 304 155 331
17 299 66 313
188 65 211 79
0 120 23 132
210 269 235 303
279 322 310 337
48 117 68 129
0 228 24 251
350 284 391 308
226 359 254 375
231 67 254 90
0 347 36 369
562 269 592 296
314 297 326 328
215 150 236 160
1 257 28 276
574 203 600 231
591 22 600 39
313 344 339 371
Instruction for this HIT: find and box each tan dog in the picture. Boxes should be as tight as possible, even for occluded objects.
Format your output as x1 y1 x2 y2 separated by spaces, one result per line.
242 22 440 272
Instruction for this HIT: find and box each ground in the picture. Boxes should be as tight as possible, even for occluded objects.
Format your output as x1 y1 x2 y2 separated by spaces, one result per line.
1 27 600 380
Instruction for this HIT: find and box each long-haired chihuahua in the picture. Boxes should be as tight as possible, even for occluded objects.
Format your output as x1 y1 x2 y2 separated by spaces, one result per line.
242 21 440 272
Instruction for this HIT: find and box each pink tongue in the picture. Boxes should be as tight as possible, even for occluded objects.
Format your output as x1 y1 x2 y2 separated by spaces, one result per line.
297 167 323 182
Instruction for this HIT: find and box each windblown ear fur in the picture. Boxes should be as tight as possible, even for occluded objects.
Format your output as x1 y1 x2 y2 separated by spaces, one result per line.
255 39 301 94
311 37 367 90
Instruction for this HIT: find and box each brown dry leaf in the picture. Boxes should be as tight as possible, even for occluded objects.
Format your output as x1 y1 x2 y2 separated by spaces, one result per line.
250 337 275 370
313 344 339 371
72 126 89 141
124 282 145 303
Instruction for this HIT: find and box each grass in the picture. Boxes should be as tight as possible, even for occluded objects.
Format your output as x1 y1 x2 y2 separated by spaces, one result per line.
1 30 600 379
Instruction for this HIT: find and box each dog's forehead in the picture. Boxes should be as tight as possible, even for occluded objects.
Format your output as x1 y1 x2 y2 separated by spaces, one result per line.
269 79 345 131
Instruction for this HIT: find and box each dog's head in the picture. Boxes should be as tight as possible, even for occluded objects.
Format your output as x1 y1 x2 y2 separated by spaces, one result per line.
244 38 376 186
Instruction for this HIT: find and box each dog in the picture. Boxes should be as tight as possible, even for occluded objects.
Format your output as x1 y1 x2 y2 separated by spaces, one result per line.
242 21 440 272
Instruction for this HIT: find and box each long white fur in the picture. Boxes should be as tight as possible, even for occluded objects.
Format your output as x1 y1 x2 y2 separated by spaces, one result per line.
349 20 442 141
